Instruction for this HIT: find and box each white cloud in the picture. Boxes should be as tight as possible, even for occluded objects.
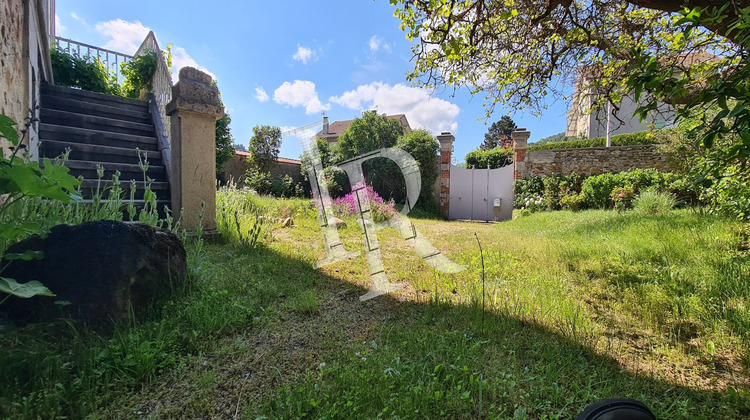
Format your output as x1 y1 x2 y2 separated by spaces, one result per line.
170 46 216 80
94 19 150 55
329 82 460 134
92 18 215 81
273 80 329 114
254 87 269 102
70 12 88 27
368 35 390 53
55 14 66 36
292 46 316 65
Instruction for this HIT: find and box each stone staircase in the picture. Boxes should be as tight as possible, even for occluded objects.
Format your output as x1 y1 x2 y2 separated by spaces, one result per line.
39 83 170 212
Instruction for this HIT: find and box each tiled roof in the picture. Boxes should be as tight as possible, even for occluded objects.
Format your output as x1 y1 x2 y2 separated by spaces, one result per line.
316 114 409 138
234 150 300 165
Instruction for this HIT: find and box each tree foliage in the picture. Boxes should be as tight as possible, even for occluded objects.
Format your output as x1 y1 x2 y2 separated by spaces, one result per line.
391 1 750 212
391 1 733 116
627 6 750 180
481 115 516 150
334 112 406 201
215 114 235 175
248 125 282 174
397 129 439 205
335 111 404 160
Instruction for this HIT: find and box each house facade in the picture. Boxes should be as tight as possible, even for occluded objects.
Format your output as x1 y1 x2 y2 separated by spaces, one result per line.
565 68 674 139
1 0 56 158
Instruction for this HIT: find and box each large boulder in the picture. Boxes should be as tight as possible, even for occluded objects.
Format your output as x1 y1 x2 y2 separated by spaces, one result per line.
0 220 187 324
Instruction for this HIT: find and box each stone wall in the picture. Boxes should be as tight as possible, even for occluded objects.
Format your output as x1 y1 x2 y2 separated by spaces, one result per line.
1 0 27 143
518 144 675 179
221 151 307 188
1 0 54 159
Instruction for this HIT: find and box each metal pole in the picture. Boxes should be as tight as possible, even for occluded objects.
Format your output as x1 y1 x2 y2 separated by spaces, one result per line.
606 101 612 147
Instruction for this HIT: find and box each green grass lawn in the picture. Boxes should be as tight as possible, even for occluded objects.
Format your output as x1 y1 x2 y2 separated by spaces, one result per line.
1 194 748 419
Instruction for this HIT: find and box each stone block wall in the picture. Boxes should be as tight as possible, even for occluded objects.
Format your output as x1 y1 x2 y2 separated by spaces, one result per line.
517 144 675 179
221 151 306 188
1 0 28 144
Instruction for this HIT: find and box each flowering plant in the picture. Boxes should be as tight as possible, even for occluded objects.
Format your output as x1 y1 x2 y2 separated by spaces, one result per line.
331 183 398 222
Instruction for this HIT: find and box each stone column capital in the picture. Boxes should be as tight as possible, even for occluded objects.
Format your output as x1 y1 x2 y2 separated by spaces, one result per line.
166 67 224 119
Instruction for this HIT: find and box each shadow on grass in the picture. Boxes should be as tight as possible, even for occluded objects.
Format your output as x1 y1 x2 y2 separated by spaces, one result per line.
209 242 749 419
1 237 748 419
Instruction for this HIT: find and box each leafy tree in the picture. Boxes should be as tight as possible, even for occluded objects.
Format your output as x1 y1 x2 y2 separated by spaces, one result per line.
334 111 405 201
300 138 351 197
396 129 439 206
215 114 235 175
391 1 734 115
248 125 282 174
481 116 517 150
335 111 404 160
391 1 750 209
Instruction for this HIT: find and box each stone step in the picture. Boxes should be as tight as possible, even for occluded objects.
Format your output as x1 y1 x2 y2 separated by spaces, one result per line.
39 124 158 151
40 139 162 166
41 83 149 114
40 109 155 137
78 179 169 200
63 160 167 183
40 94 153 125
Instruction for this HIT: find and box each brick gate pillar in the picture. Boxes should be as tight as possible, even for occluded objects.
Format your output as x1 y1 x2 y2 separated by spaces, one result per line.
511 129 530 180
166 67 224 231
436 132 455 217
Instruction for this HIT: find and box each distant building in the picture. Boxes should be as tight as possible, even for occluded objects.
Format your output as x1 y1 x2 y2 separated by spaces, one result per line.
565 52 714 139
316 114 411 146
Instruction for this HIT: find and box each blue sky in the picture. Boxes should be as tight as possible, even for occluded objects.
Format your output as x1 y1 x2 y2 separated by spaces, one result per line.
54 0 572 163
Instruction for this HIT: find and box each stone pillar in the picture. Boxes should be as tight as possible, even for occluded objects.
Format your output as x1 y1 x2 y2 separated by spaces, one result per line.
166 67 224 231
511 128 530 180
436 132 455 217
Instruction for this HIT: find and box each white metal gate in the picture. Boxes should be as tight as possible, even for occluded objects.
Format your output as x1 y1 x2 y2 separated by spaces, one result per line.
448 165 514 222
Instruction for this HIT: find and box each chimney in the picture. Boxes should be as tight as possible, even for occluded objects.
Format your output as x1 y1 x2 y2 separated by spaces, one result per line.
323 116 329 134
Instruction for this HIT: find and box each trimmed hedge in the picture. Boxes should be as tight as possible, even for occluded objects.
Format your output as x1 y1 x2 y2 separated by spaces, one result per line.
527 130 663 151
465 147 513 169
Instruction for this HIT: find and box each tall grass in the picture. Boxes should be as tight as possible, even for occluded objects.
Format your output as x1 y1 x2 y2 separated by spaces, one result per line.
634 188 677 214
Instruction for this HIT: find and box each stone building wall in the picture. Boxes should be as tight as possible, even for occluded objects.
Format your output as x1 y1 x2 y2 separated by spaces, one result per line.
519 144 675 179
1 0 54 159
1 0 28 142
220 151 306 187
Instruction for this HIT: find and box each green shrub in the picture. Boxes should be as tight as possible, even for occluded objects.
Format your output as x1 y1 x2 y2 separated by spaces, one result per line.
514 169 702 212
702 169 750 221
245 169 272 195
561 192 586 211
580 169 662 208
633 189 677 214
465 147 513 169
527 130 664 151
611 185 635 211
120 51 158 99
50 48 120 95
514 173 583 210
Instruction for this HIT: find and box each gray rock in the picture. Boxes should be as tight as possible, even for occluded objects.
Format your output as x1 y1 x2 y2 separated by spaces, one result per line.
281 217 293 228
1 220 187 325
328 217 347 228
